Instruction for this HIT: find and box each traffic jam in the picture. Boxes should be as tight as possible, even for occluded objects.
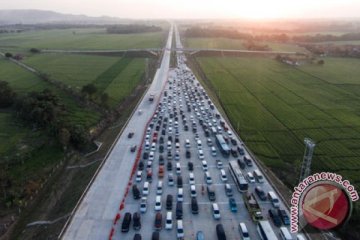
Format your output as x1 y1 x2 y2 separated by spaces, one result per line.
116 52 301 240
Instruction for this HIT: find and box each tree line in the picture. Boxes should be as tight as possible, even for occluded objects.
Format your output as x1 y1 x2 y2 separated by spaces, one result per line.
185 27 360 43
106 24 162 34
0 81 90 150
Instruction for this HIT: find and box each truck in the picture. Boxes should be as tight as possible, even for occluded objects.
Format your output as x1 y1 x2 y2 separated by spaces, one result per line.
243 192 263 221
149 94 155 102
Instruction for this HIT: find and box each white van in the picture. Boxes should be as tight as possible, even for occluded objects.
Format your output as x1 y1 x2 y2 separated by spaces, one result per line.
177 220 184 238
165 211 173 230
211 146 217 156
156 181 163 195
268 191 280 208
220 169 227 182
254 169 264 183
238 222 250 240
247 172 255 183
280 227 293 240
177 188 184 202
176 162 181 175
212 203 221 220
142 181 149 196
154 195 162 211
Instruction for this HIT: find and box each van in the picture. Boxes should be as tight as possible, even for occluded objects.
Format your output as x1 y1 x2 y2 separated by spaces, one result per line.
121 212 132 232
165 211 173 230
211 146 217 156
220 169 227 182
253 169 264 183
133 212 141 230
156 181 163 195
177 220 184 238
154 195 162 211
177 188 184 202
224 184 233 197
204 171 212 184
176 162 181 175
280 227 293 240
191 197 199 214
212 203 221 220
247 172 255 183
176 202 183 219
142 182 149 196
238 223 250 240
190 184 197 197
216 223 226 240
207 185 216 201
166 194 173 210
268 191 280 208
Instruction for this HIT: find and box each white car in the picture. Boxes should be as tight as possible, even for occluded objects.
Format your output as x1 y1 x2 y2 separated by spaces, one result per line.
202 160 208 171
212 203 221 220
135 171 142 182
189 172 195 185
165 212 173 230
204 171 212 184
216 159 223 169
140 197 147 213
198 149 204 160
220 169 228 182
190 184 197 197
155 195 162 211
168 173 174 186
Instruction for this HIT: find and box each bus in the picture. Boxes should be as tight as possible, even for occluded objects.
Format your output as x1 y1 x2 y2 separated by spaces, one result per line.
257 220 278 240
229 161 248 192
215 134 230 156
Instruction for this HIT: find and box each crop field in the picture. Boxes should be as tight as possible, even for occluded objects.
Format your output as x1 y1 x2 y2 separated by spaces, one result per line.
22 54 146 107
185 37 308 53
0 28 165 50
195 56 360 187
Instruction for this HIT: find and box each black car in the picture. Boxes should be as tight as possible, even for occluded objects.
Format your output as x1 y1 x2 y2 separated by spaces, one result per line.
159 136 164 144
188 162 194 171
186 150 191 159
121 212 132 232
130 145 137 153
255 186 267 201
191 197 199 214
158 155 164 165
159 145 164 153
230 137 237 146
143 152 149 160
244 156 253 167
278 209 290 225
231 148 238 157
132 185 140 200
133 212 141 230
177 175 183 188
167 162 172 171
152 231 159 240
166 194 173 210
184 125 189 131
237 146 245 155
133 233 142 240
138 161 144 170
176 202 183 220
216 224 226 240
269 209 282 227
237 158 246 169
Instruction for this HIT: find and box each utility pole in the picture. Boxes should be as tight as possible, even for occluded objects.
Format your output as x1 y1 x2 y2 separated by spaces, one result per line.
299 138 316 181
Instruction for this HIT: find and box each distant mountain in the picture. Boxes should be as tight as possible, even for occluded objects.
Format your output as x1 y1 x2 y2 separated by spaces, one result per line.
0 9 126 25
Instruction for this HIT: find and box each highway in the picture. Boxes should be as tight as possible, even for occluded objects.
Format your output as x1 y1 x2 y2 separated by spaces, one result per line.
61 23 304 240
60 24 173 240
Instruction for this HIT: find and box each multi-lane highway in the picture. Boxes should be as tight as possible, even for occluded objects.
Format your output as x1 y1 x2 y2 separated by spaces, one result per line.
62 24 304 240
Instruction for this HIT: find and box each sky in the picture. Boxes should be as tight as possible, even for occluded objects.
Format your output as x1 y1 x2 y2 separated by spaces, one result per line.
1 0 360 19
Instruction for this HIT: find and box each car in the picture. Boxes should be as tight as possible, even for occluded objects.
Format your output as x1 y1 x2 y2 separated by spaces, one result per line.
176 202 183 220
212 203 221 220
229 198 237 212
138 161 144 170
139 197 147 213
154 212 162 230
168 173 174 186
177 220 184 238
201 160 208 171
121 212 132 232
198 149 205 160
186 150 191 158
238 223 250 240
133 212 141 230
189 172 195 184
146 170 152 183
135 171 142 182
207 138 213 146
156 181 163 195
191 197 199 214
158 166 164 178
231 148 238 157
269 209 282 227
220 169 228 182
216 224 226 240
216 159 223 169
165 211 173 230
177 188 184 202
204 171 212 184
177 175 183 188
224 184 233 197
166 194 173 210
167 161 172 171
155 195 162 211
159 145 164 153
190 184 197 197
133 233 142 240
132 184 140 200
130 145 137 152
142 181 150 196
128 132 134 138
247 172 255 183
278 209 290 225
255 186 267 201
188 162 194 171
196 231 205 240
176 162 181 175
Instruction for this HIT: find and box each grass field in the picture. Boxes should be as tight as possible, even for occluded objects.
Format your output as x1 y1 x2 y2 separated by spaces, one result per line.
185 37 308 53
195 56 360 187
0 28 165 50
22 54 146 107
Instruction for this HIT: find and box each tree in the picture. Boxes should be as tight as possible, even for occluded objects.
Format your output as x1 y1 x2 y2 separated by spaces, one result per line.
100 93 109 108
81 84 97 99
29 48 40 53
0 81 16 108
318 59 325 65
69 125 89 149
4 52 12 58
58 128 71 151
